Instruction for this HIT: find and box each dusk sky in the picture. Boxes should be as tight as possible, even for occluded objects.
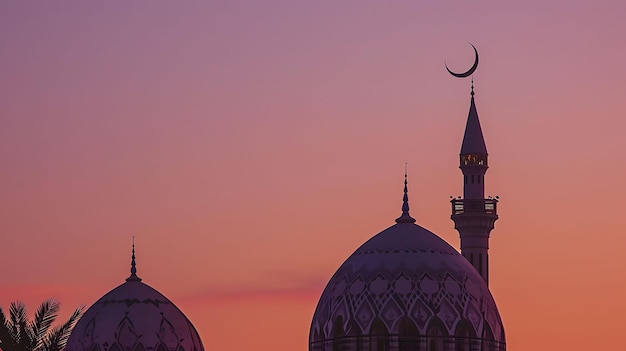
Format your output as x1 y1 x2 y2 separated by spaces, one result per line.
2 1 626 350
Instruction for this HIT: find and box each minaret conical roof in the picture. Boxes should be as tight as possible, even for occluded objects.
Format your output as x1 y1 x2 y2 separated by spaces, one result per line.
460 94 488 155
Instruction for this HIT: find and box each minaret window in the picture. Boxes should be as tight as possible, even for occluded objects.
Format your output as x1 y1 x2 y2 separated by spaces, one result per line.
461 154 487 166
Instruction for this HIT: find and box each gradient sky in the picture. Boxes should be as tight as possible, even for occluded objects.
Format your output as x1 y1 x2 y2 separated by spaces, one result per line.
2 1 626 350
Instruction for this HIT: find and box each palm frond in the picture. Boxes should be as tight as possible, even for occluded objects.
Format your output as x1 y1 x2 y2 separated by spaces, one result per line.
1 300 83 351
9 301 28 332
39 305 84 351
9 301 33 351
0 305 13 351
9 301 28 338
30 299 60 350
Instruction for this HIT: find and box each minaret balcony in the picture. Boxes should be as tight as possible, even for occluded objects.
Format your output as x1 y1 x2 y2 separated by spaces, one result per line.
451 198 498 215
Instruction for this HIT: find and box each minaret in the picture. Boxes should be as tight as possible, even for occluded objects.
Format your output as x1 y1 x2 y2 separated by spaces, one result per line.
451 82 498 285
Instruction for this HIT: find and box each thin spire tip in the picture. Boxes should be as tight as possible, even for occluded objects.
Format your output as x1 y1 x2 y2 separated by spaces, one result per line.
396 165 416 224
126 236 142 282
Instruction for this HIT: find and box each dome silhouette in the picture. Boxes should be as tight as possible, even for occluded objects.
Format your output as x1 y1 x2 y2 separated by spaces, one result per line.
66 249 204 351
309 176 505 350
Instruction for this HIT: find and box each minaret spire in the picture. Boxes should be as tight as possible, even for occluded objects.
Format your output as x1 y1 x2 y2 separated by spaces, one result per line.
126 237 142 282
396 164 416 224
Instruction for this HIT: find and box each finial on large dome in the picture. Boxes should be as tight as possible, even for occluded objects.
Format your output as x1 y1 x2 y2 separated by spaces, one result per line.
395 165 416 224
126 237 142 282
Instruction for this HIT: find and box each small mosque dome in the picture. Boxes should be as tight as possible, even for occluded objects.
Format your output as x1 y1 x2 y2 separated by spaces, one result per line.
309 177 505 350
66 247 204 351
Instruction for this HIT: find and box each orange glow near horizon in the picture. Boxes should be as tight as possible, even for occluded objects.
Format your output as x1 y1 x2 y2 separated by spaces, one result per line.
2 1 626 350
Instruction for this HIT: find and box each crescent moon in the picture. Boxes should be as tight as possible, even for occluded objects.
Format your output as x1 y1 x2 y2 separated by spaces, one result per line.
445 43 479 78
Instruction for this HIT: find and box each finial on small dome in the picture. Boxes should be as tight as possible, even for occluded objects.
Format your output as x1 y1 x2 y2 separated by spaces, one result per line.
396 164 416 224
126 236 142 282
471 78 475 97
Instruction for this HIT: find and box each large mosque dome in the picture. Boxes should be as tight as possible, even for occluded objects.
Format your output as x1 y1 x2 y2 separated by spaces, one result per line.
309 179 505 351
66 249 204 351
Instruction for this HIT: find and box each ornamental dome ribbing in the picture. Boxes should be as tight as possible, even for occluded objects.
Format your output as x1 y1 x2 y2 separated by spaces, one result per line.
65 250 204 351
309 178 505 351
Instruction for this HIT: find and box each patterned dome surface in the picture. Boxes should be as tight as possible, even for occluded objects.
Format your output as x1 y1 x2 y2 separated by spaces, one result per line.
309 222 505 349
66 279 204 351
